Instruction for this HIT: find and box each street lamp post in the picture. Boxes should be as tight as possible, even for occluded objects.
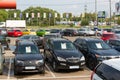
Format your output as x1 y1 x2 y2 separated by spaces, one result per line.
95 0 98 26
109 0 112 27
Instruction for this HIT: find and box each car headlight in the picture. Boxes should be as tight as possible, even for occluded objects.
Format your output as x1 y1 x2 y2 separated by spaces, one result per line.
35 60 44 64
80 56 85 61
17 60 24 64
57 57 66 62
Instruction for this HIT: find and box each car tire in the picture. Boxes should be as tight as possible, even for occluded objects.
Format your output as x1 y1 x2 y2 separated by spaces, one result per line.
97 33 101 36
88 57 97 70
44 50 48 62
14 66 18 75
83 33 87 36
0 64 3 75
52 61 58 72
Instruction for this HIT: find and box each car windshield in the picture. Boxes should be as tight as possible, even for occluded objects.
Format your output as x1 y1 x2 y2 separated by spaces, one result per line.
102 34 115 37
115 31 120 34
17 45 39 54
0 36 5 39
53 41 76 50
88 41 111 50
51 30 60 33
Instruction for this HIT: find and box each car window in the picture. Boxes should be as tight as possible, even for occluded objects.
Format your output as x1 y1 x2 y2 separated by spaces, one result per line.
30 29 35 32
0 36 5 39
102 34 114 37
16 30 21 32
88 41 111 50
116 41 120 46
96 63 120 80
115 31 120 34
78 29 85 31
17 45 39 54
53 41 76 50
23 30 28 32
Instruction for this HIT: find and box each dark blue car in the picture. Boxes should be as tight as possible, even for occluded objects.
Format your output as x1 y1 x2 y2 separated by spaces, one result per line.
74 38 120 70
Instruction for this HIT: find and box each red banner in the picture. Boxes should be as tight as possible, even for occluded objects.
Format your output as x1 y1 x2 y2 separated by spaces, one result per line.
0 0 16 9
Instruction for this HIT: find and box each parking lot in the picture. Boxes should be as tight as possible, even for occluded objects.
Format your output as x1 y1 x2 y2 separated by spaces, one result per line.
0 36 92 80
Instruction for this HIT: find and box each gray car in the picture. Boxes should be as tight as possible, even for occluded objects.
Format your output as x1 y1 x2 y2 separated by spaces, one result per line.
0 45 5 75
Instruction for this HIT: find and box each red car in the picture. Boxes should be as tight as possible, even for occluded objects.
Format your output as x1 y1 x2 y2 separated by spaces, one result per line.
101 32 117 41
7 29 23 37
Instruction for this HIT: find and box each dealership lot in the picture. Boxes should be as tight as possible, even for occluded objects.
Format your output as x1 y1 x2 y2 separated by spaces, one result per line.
0 37 92 80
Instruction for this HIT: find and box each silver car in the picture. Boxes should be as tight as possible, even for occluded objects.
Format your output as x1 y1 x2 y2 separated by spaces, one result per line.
77 28 94 36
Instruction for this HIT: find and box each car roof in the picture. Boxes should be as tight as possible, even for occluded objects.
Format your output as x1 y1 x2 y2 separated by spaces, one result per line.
50 38 70 42
18 40 34 45
76 37 102 42
103 58 120 71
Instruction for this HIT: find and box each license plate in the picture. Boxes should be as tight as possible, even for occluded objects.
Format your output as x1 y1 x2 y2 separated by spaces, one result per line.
69 66 79 69
25 66 36 70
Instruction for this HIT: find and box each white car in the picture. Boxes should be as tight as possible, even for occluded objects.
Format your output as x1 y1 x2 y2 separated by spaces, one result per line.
91 58 120 80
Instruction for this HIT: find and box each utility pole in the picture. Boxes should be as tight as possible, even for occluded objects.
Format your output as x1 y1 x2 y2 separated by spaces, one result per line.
95 0 98 26
109 0 112 27
84 4 87 20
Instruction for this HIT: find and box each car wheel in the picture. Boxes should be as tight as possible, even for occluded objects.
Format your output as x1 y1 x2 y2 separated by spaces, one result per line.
14 69 18 75
83 33 87 36
97 33 101 36
44 50 48 62
0 64 3 75
88 57 97 70
52 61 58 72
14 66 18 75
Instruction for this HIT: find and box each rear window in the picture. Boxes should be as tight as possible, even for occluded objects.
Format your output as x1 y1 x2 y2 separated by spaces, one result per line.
16 30 21 32
102 34 114 37
95 63 120 80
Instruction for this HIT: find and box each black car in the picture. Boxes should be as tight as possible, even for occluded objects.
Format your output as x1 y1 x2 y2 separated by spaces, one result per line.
44 38 85 72
108 39 120 52
42 33 62 48
74 37 120 70
62 29 78 36
0 35 10 49
16 35 42 48
14 40 45 75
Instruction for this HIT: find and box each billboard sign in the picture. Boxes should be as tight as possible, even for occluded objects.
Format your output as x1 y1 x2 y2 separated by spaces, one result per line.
115 2 120 15
97 11 106 18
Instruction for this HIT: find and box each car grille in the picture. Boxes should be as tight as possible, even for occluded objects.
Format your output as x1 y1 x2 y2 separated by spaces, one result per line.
24 61 36 66
66 57 80 63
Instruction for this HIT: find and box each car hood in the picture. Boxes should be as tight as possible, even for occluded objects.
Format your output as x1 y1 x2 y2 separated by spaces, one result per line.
54 50 83 58
15 53 43 61
93 49 120 56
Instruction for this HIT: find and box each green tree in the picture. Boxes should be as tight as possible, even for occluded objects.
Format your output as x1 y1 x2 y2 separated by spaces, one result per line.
0 10 8 22
81 19 89 26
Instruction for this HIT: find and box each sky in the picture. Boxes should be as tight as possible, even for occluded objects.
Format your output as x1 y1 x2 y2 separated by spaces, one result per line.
17 0 119 16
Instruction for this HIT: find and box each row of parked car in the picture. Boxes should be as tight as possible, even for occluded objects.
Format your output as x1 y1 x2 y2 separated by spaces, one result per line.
0 27 115 37
3 32 119 75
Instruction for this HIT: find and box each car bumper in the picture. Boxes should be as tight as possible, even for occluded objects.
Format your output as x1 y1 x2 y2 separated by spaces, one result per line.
15 65 44 73
56 61 85 70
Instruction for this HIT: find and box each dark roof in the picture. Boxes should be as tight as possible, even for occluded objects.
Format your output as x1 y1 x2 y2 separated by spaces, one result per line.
18 40 34 45
77 37 102 42
50 38 70 42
